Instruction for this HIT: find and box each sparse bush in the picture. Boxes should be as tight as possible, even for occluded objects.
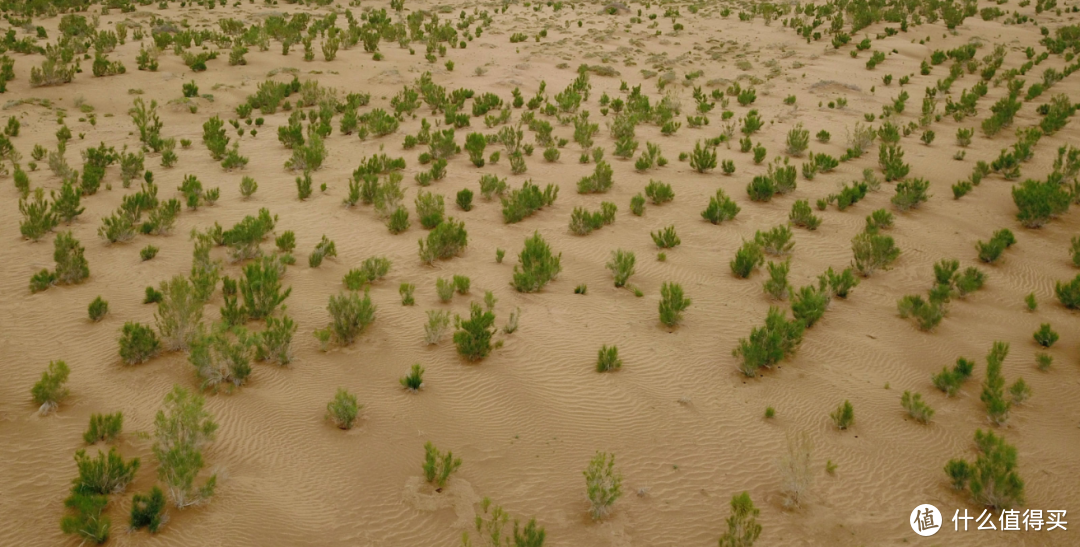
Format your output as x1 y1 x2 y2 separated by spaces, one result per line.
31 360 70 413
584 451 622 521
852 231 900 276
702 189 740 224
658 282 690 327
981 341 1012 426
717 492 761 547
84 412 123 445
786 123 810 156
153 385 218 508
423 442 462 489
424 310 452 345
1012 178 1070 228
645 180 674 204
932 357 975 397
689 140 717 172
791 285 829 328
1034 323 1058 347
119 322 160 365
322 291 376 347
129 486 166 534
512 232 562 292
454 303 496 361
606 250 636 288
891 178 930 211
731 241 764 278
651 225 680 249
155 276 204 352
755 225 794 256
789 200 821 230
830 400 854 430
1055 274 1080 309
945 429 1024 509
901 391 934 424
778 431 812 508
418 218 468 264
400 364 425 391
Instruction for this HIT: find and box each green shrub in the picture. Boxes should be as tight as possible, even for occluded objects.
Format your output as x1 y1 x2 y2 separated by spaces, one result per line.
129 486 165 533
976 229 1015 263
418 218 467 263
72 446 140 495
32 360 70 413
577 160 614 193
755 225 794 257
1033 323 1058 348
415 190 446 229
644 180 674 204
932 357 975 396
423 442 462 488
456 189 473 211
119 322 160 365
83 412 123 445
606 250 636 288
512 232 562 292
731 241 764 278
501 180 558 223
658 282 690 327
830 400 854 430
454 303 496 360
399 283 415 306
945 429 1024 509
981 341 1012 425
240 256 291 320
596 345 621 372
651 225 680 249
785 123 810 156
321 291 376 347
424 310 452 345
789 200 821 230
54 231 90 285
901 391 934 424
689 140 717 172
733 307 805 376
60 492 110 544
818 267 860 298
253 315 296 366
1055 274 1080 309
852 231 899 276
630 193 646 216
891 178 930 211
435 278 455 303
584 451 622 521
87 296 109 322
1012 178 1070 228
790 285 829 327
702 189 740 224
718 492 762 547
400 364 425 391
897 294 945 331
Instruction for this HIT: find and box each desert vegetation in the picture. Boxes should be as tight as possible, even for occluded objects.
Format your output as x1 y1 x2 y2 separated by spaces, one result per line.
3 1 1079 545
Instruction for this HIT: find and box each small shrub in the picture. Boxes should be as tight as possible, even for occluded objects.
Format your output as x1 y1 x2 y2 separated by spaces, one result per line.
88 296 108 322
31 360 70 413
400 283 415 306
731 241 764 278
400 364 425 391
436 278 455 302
83 412 123 444
456 189 473 211
512 232 562 292
584 451 622 521
658 282 690 327
596 345 621 372
424 310 452 345
830 400 854 430
322 291 376 347
326 388 361 429
453 303 496 360
945 429 1024 509
606 250 636 288
789 200 821 230
650 225 680 249
129 487 166 533
852 231 900 276
901 391 934 424
119 322 160 365
702 189 740 224
1033 323 1058 348
423 442 462 489
644 180 674 204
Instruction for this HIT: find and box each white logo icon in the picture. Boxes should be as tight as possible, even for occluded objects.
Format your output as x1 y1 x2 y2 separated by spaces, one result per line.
911 504 942 536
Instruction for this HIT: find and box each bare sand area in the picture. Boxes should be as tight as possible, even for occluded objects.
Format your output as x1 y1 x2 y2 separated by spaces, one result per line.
1 0 1079 545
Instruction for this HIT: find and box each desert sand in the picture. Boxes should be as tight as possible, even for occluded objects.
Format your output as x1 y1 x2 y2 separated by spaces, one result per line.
1 0 1079 546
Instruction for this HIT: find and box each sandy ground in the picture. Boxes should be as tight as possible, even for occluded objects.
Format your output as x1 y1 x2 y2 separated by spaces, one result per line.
1 1 1079 546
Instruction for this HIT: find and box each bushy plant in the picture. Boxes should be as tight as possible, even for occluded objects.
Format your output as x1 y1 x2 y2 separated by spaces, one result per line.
31 360 70 413
717 492 761 547
1055 274 1080 309
606 250 636 288
702 189 740 224
423 442 462 489
584 451 622 521
731 241 764 278
400 364 425 391
786 123 810 156
453 303 496 361
830 400 854 430
424 309 452 345
733 306 805 376
320 291 376 347
418 217 467 263
945 429 1024 509
512 232 562 292
651 225 680 249
789 200 821 230
658 282 690 327
254 315 296 366
791 285 829 328
644 180 674 205
852 231 900 276
119 322 160 365
689 140 717 173
155 275 204 352
891 178 930 211
1012 178 1070 228
153 386 218 508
